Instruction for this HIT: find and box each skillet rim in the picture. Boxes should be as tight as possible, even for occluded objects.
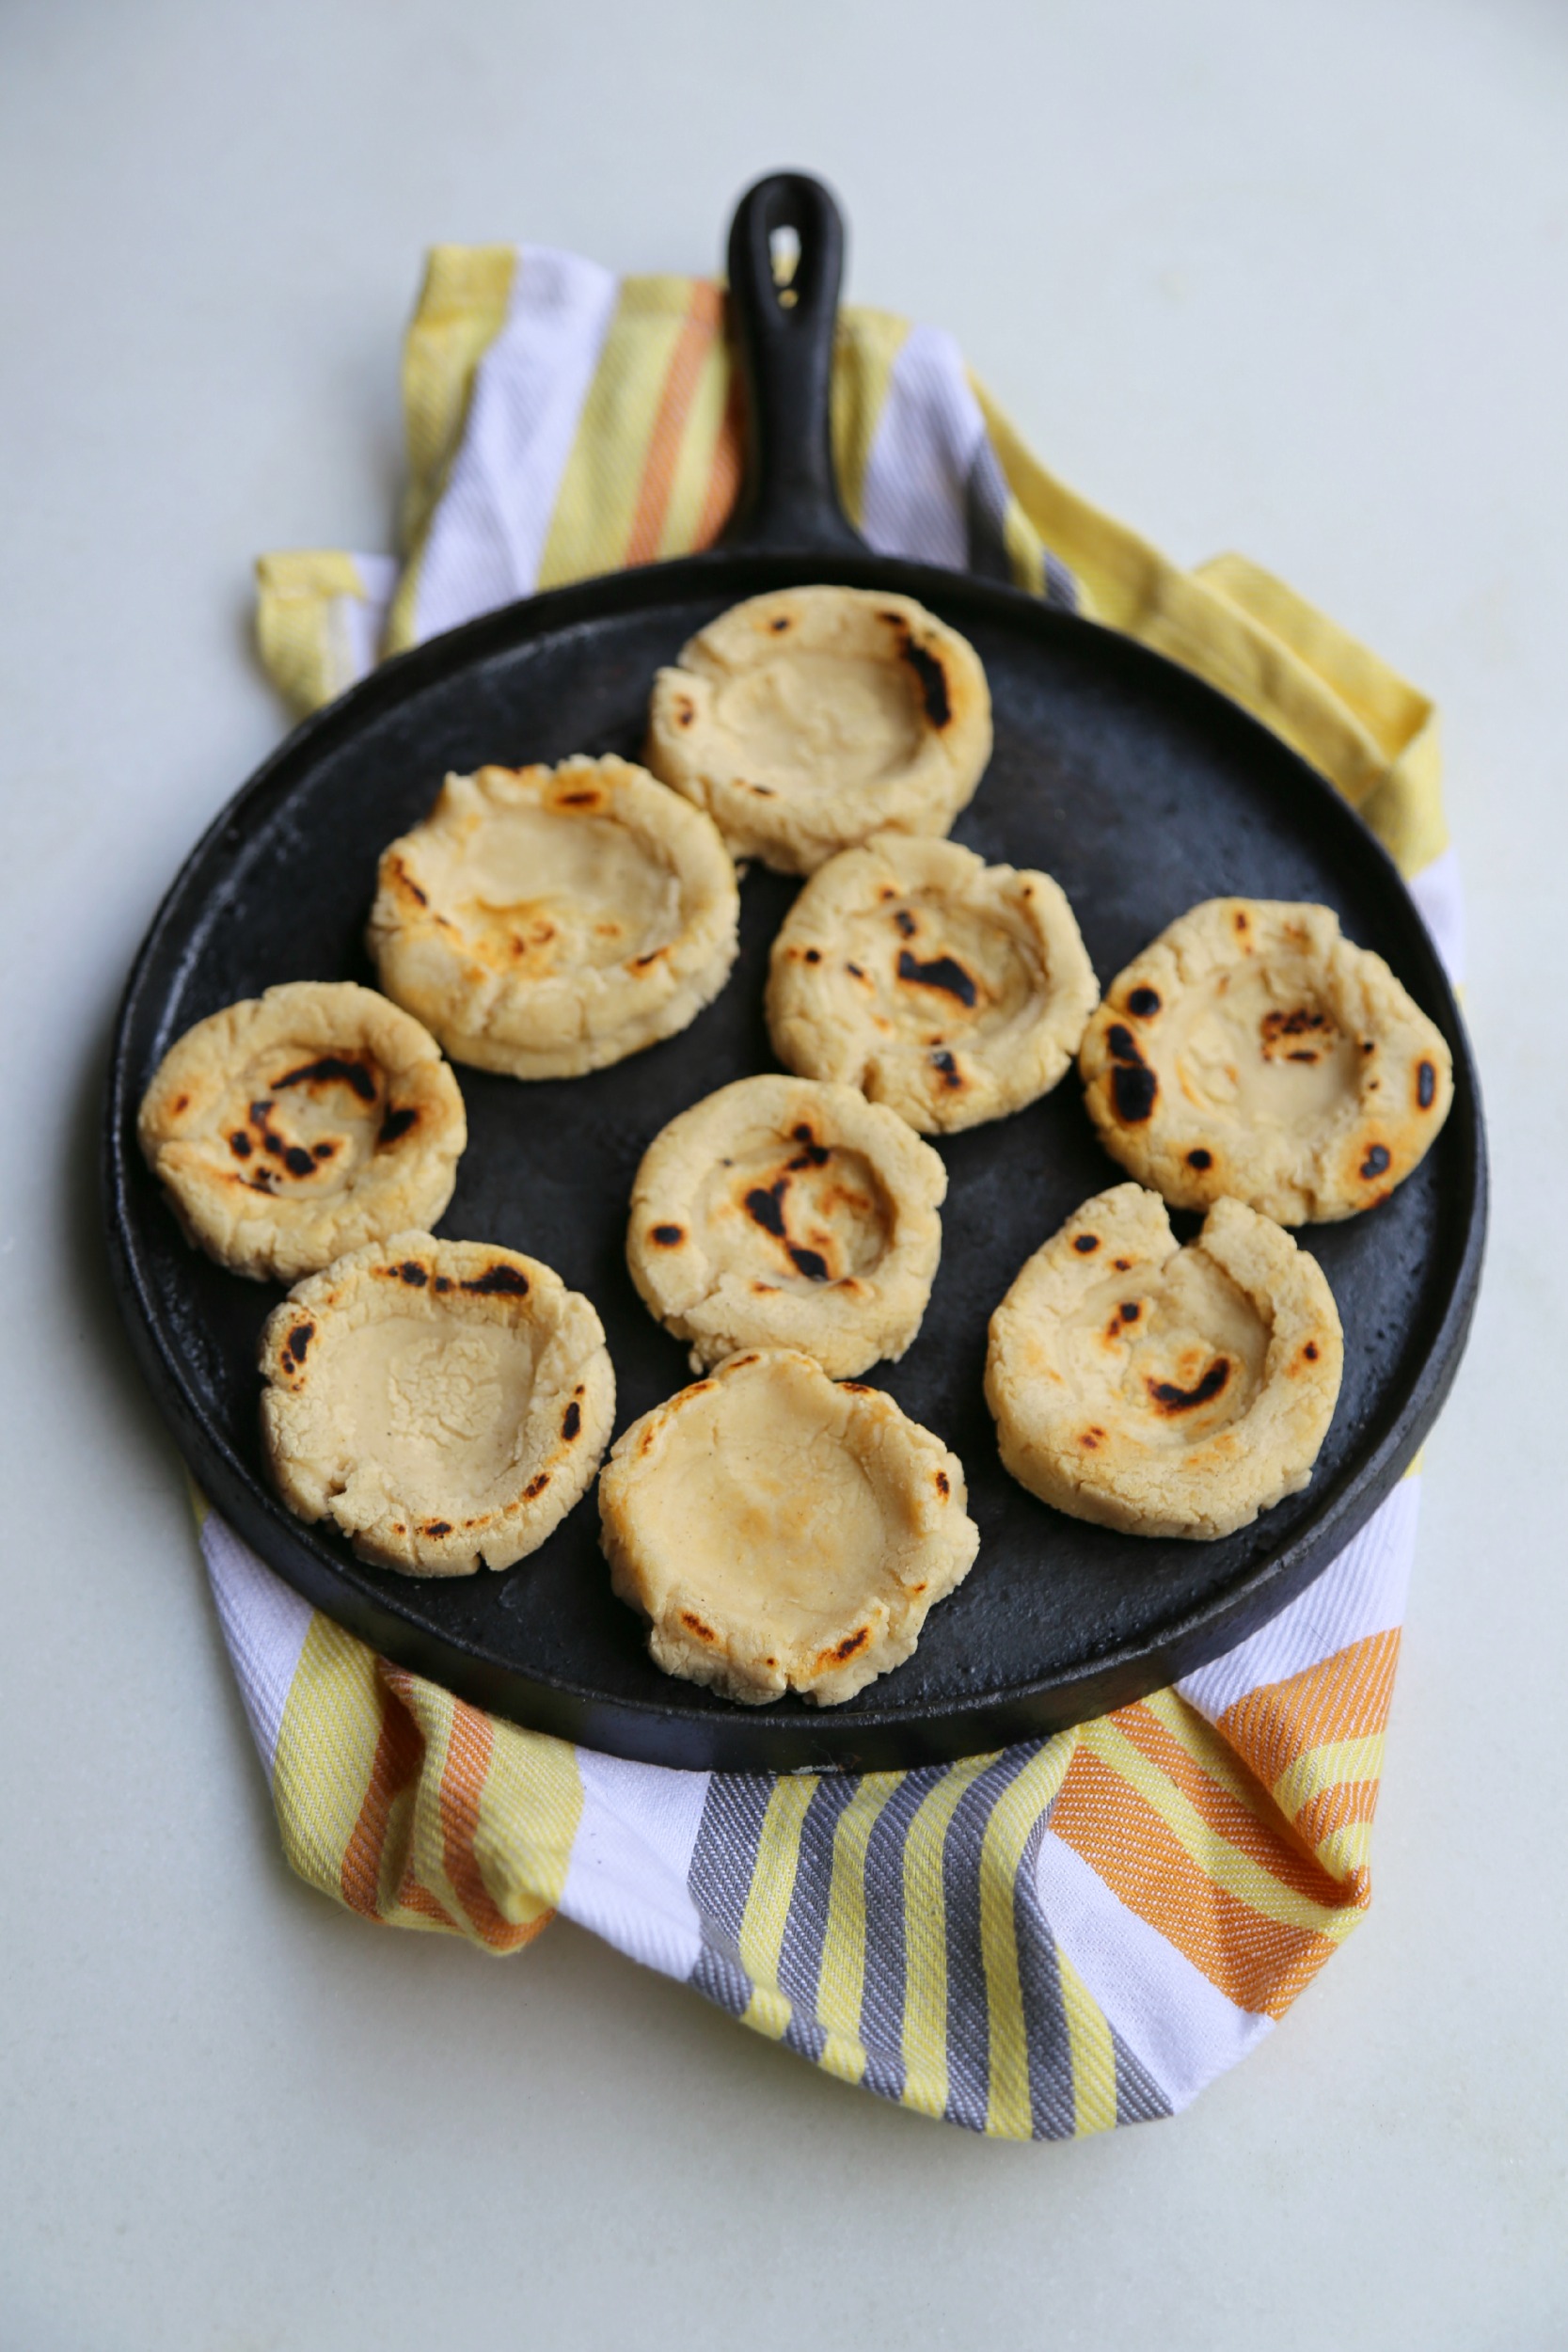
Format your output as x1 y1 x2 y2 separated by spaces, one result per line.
102 545 1488 1772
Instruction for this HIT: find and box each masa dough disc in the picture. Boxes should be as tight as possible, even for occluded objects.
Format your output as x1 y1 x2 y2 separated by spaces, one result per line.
260 1232 615 1575
626 1073 946 1378
599 1347 980 1707
767 829 1098 1132
643 585 992 875
1078 898 1454 1222
367 756 740 1078
136 980 467 1284
985 1183 1343 1539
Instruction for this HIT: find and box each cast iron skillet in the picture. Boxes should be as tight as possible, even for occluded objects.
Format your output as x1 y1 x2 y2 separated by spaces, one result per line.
103 173 1485 1772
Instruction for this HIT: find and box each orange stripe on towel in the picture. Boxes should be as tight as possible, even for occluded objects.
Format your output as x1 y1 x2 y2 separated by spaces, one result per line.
1293 1777 1381 1855
693 341 744 548
1218 1630 1401 1794
1050 1750 1340 2017
1108 1702 1346 1905
624 282 725 567
340 1690 423 1918
439 1703 550 1951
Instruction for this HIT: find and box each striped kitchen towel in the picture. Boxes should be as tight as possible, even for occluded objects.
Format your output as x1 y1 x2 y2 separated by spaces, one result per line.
222 242 1462 2139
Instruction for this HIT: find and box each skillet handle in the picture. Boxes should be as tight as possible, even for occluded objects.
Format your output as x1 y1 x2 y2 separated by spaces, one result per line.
722 171 867 556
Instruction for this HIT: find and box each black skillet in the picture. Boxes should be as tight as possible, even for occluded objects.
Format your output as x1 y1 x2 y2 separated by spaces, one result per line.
103 173 1485 1772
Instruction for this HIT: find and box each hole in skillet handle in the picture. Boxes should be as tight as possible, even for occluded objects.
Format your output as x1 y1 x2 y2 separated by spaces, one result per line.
723 170 869 559
769 223 800 303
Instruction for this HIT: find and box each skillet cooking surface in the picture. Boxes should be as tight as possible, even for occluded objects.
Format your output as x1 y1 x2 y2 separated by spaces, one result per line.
105 555 1483 1770
104 173 1483 1768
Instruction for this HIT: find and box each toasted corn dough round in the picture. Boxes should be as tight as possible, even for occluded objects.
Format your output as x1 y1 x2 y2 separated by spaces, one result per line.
626 1074 946 1377
644 586 992 875
367 757 740 1078
985 1184 1343 1539
260 1233 615 1576
136 981 467 1284
600 1348 980 1706
1079 898 1453 1223
767 830 1099 1133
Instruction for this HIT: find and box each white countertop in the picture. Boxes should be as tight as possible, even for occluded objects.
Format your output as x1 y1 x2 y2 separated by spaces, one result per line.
4 1 1565 2343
